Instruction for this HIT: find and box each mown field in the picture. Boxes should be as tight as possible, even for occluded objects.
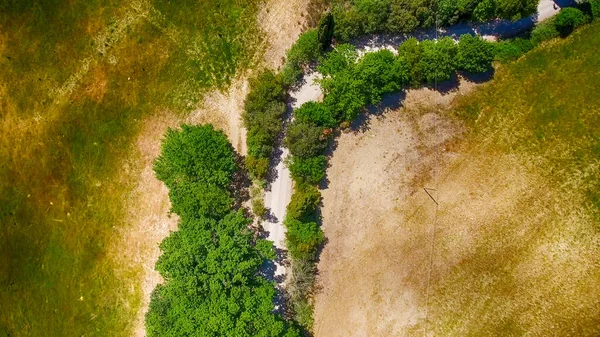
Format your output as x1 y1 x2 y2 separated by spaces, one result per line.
420 21 600 335
0 0 261 336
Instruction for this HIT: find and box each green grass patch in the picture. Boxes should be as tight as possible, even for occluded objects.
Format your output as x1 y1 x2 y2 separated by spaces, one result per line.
0 0 261 335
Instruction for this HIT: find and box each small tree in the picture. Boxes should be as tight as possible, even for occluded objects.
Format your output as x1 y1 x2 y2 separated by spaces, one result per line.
554 7 587 35
419 37 458 84
288 155 327 185
456 34 495 73
317 12 335 50
285 120 328 158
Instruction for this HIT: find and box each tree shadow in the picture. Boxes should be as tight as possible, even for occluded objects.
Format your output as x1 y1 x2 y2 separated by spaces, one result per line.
459 67 496 84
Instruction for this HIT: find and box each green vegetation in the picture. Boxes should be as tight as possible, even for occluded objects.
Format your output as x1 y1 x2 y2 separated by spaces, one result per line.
555 7 589 35
283 183 324 329
243 70 287 180
288 155 328 185
0 0 262 335
281 29 325 87
420 20 600 336
331 0 539 41
146 125 299 336
456 34 496 73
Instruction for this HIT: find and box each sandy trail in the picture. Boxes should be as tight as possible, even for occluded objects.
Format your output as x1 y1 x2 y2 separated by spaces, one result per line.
263 72 322 279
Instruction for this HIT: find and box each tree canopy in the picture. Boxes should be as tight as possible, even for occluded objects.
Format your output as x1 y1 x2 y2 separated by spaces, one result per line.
147 124 299 336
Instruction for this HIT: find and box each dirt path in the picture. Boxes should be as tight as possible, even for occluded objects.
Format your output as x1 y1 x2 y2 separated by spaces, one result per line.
263 73 323 279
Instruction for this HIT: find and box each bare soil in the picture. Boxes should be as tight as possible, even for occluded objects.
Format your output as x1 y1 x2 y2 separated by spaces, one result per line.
313 76 600 336
313 85 470 337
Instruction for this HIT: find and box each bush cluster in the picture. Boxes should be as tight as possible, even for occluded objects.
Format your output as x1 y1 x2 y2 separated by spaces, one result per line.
146 125 300 337
242 70 286 180
283 184 324 329
494 7 589 62
331 0 539 42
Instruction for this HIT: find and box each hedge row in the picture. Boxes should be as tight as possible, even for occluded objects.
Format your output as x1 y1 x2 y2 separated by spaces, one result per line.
495 6 592 62
146 125 300 337
331 0 539 42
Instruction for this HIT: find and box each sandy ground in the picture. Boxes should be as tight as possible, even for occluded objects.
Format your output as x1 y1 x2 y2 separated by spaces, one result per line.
312 83 476 336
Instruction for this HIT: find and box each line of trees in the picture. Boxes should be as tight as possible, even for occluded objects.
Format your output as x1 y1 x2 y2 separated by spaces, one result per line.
495 5 594 62
331 0 539 41
146 125 300 337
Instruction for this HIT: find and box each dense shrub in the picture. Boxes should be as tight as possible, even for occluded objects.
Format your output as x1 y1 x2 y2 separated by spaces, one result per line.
154 125 237 190
331 0 538 42
288 155 328 185
285 218 324 260
419 37 458 83
148 124 299 337
555 7 588 35
294 101 337 128
252 197 267 219
285 120 329 158
456 34 496 73
286 185 322 221
530 19 560 45
494 37 534 62
243 71 286 179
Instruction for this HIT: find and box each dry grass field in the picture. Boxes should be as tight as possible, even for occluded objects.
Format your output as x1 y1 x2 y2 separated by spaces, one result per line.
314 22 600 336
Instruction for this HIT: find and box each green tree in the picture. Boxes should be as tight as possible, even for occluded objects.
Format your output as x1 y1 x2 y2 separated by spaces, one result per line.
419 37 458 84
355 49 403 103
554 7 587 35
318 43 358 77
287 29 322 68
288 155 328 185
294 101 337 128
332 5 365 42
456 34 495 73
285 120 328 159
169 182 232 220
398 37 424 85
285 218 324 260
243 70 286 159
317 12 335 50
387 2 420 33
146 212 299 337
153 124 236 190
245 155 269 180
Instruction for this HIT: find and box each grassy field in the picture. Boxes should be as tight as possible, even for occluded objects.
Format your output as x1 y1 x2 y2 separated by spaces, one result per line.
0 0 261 336
312 20 599 336
417 21 600 335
